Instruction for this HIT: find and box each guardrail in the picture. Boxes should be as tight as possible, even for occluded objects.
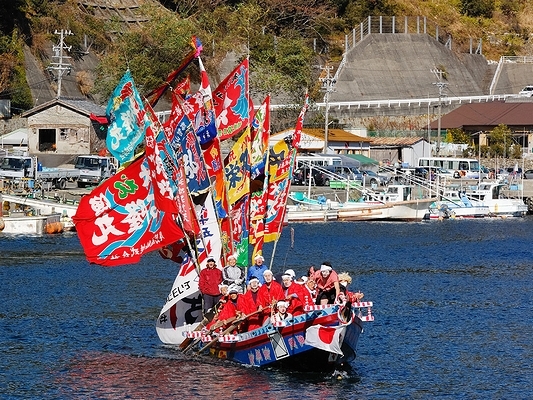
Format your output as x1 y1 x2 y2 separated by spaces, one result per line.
156 94 517 121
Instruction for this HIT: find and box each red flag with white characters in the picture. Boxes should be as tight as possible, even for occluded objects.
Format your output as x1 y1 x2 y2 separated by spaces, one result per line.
212 58 249 141
73 155 185 266
304 325 346 355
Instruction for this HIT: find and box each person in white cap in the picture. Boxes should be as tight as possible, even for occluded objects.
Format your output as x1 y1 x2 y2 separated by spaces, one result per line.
284 269 296 279
270 300 293 324
211 283 247 332
312 261 340 305
222 254 245 288
241 276 263 330
257 269 284 317
280 272 306 316
246 254 268 285
198 257 223 315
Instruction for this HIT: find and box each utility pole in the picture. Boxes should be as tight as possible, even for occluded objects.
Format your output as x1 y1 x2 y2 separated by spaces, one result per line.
47 29 74 99
431 68 448 155
319 65 335 154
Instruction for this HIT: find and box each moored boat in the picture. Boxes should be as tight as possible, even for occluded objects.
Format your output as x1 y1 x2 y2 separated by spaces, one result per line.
2 193 78 231
1 193 64 234
288 185 435 221
466 182 527 217
424 189 491 220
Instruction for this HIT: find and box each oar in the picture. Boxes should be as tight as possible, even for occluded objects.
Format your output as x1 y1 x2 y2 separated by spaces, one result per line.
182 315 237 354
196 306 270 354
179 316 209 352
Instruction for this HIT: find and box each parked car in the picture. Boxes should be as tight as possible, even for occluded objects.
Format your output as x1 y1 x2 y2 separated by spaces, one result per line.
322 165 363 184
362 169 388 186
497 167 522 180
427 167 454 180
292 167 326 186
524 169 533 179
519 85 533 97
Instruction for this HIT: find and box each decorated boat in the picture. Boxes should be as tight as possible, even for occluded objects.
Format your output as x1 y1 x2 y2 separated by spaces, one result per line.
72 38 373 372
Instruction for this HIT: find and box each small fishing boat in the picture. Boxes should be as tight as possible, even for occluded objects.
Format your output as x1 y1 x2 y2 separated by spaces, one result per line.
288 185 435 221
466 182 527 217
1 193 64 234
2 193 78 231
424 190 491 220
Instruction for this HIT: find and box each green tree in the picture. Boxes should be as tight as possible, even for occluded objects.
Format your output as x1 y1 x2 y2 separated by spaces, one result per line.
94 5 198 100
447 128 471 144
489 124 512 158
461 0 495 18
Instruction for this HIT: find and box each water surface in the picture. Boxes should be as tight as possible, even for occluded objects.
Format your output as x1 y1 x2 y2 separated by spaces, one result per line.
1 218 533 399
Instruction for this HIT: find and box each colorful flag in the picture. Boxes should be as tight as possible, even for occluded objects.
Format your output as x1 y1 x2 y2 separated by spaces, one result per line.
304 325 346 355
202 138 228 219
174 159 201 236
163 93 210 196
143 102 180 215
248 96 271 251
263 97 309 243
230 194 250 267
291 93 309 150
224 127 251 205
174 76 192 100
213 58 249 141
249 180 267 247
105 70 148 164
73 155 185 266
156 250 203 345
194 192 223 270
263 174 291 243
183 58 218 144
250 96 270 179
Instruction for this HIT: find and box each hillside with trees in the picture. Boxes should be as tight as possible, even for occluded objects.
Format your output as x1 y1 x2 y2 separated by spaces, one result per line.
1 0 533 114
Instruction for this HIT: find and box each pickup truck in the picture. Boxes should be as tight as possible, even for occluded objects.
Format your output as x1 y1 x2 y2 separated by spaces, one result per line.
0 155 79 189
74 155 116 188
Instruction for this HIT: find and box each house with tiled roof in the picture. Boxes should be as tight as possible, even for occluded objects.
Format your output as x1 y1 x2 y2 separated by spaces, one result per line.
21 98 107 166
270 127 372 156
429 101 533 153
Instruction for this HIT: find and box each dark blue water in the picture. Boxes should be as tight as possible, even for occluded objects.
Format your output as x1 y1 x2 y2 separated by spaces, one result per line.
2 218 533 399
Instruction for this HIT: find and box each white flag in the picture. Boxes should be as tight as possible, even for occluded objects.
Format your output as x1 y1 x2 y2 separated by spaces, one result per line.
304 325 346 355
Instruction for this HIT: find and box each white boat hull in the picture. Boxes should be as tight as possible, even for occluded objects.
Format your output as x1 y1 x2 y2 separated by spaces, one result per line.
0 213 63 234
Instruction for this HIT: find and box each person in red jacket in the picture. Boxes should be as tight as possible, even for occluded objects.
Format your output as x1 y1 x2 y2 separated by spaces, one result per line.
257 269 284 324
257 270 284 308
215 284 248 332
280 273 306 316
240 277 263 330
302 276 317 307
198 257 223 315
